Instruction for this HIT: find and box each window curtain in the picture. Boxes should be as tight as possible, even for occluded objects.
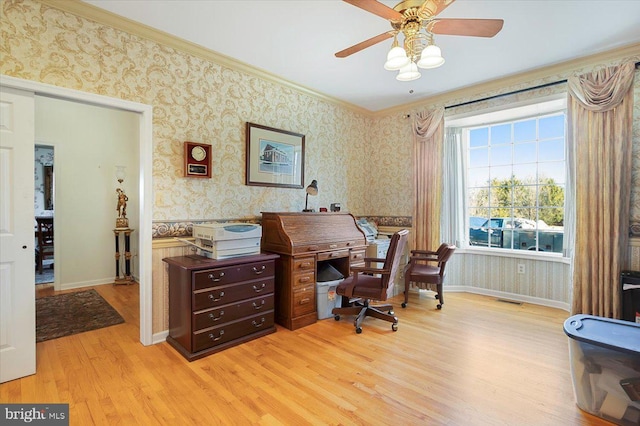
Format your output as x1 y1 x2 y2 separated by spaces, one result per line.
412 107 445 251
567 61 635 318
441 127 465 246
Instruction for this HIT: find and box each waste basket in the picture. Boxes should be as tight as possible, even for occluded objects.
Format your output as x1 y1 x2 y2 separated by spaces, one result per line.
621 270 640 323
316 263 344 320
316 279 343 320
563 314 640 425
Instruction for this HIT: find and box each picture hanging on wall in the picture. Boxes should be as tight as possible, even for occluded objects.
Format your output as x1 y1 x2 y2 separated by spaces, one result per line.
245 122 305 188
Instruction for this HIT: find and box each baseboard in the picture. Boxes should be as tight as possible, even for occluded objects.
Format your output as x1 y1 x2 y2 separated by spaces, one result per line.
444 285 571 312
60 278 117 291
152 330 169 345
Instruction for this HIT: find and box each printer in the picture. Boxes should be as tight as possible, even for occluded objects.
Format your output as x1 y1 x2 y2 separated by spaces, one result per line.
191 223 262 259
356 219 391 263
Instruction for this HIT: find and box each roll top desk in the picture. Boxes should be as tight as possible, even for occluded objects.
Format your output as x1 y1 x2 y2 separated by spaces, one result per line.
261 212 367 330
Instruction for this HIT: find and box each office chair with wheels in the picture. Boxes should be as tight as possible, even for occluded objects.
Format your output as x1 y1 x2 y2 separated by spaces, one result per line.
332 229 409 334
402 244 456 309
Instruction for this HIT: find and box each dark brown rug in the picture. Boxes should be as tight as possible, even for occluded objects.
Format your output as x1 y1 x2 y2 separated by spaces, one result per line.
36 289 125 342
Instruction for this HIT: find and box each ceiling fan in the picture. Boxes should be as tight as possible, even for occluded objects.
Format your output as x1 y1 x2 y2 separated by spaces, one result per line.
336 0 504 81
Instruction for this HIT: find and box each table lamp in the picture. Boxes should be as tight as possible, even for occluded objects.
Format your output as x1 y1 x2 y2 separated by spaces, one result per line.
303 180 318 212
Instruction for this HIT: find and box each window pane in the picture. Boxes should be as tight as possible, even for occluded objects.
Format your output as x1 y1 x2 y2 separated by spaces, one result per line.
514 119 536 142
468 188 490 208
470 127 488 147
539 138 564 162
490 165 512 181
539 207 564 227
514 142 536 164
539 183 564 207
538 162 564 184
540 115 564 139
512 184 536 208
469 147 488 167
491 123 511 145
468 167 490 186
490 145 512 165
512 163 537 182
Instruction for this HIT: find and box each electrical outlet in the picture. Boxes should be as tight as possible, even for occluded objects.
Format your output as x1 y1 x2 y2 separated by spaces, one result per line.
517 264 525 274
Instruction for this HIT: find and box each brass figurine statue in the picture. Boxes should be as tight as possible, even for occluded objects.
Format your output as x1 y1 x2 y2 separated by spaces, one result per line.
116 187 129 228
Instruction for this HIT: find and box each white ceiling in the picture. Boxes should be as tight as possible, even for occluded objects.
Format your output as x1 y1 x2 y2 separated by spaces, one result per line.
83 0 640 112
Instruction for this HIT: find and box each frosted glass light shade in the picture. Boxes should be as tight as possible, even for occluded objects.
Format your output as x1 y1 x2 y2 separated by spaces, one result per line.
396 62 421 81
417 45 445 69
384 46 410 71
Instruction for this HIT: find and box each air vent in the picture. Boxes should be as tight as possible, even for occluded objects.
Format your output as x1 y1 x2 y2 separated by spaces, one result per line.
496 298 523 306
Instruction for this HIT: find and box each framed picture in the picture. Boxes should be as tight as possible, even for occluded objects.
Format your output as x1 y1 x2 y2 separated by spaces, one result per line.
184 142 211 178
245 122 305 188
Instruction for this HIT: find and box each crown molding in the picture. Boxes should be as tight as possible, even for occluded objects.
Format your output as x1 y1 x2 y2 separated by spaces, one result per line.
35 1 640 119
36 0 371 116
373 42 640 117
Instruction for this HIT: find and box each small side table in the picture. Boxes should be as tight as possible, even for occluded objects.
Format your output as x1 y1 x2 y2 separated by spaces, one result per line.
113 227 134 285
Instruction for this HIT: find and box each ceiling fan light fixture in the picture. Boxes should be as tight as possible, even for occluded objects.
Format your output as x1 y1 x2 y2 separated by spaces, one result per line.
384 45 410 71
396 62 421 81
417 44 445 69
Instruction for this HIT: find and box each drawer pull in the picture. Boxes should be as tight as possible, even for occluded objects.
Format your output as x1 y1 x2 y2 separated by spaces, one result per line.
208 311 224 322
299 262 311 269
299 298 310 305
252 283 266 293
252 318 266 328
208 330 224 341
347 241 353 246
252 265 266 275
252 300 265 310
299 276 311 283
307 245 319 251
208 291 225 301
329 244 338 249
208 272 225 282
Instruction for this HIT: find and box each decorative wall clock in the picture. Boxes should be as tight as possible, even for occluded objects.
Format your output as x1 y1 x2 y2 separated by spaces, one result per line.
184 142 211 178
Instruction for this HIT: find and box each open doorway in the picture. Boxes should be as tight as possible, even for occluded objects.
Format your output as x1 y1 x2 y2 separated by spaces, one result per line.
35 144 55 285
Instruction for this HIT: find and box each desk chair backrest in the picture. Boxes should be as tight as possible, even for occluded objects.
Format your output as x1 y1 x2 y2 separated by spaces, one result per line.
37 218 54 249
380 229 409 300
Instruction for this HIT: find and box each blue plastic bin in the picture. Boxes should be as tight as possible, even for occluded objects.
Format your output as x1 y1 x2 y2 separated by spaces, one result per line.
563 315 640 425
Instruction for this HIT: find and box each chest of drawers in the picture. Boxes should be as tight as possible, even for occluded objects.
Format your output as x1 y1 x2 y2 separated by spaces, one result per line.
163 253 279 361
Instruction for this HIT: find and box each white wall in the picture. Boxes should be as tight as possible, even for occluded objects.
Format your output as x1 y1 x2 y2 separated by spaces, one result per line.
35 96 139 289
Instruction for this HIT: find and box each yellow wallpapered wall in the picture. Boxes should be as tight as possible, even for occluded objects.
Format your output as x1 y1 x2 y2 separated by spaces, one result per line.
1 0 377 221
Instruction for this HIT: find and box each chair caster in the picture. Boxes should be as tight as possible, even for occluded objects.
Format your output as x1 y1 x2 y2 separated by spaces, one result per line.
392 323 398 332
334 315 340 321
434 294 439 299
401 302 407 308
388 310 394 316
356 327 362 334
436 304 442 310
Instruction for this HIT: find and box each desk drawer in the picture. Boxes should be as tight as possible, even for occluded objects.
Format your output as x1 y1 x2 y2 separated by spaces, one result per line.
292 240 361 255
193 311 274 352
193 261 275 290
317 249 350 261
292 286 315 317
292 271 315 288
293 257 314 272
193 294 274 331
193 278 274 311
350 249 366 266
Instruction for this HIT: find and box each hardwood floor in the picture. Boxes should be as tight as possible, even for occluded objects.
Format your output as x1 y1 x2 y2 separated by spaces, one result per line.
2 285 611 425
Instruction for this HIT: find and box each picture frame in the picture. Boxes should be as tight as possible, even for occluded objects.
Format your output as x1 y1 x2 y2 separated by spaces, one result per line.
184 141 212 178
245 122 305 188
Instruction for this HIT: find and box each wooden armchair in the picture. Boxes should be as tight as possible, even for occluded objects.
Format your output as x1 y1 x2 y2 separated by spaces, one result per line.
402 244 456 309
332 229 409 334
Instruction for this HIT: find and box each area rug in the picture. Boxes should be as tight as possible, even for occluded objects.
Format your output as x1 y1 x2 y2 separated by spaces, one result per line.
36 289 125 342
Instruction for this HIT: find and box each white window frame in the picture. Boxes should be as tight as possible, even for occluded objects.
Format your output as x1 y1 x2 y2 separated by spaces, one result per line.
445 95 568 259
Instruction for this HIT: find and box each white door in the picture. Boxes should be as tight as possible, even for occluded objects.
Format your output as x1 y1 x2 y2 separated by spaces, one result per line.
0 86 36 383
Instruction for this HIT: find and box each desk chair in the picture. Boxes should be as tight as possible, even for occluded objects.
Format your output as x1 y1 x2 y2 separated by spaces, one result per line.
332 229 409 334
402 244 456 309
36 217 54 274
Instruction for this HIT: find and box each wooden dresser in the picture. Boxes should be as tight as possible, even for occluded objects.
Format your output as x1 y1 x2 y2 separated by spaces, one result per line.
261 212 367 330
163 253 279 361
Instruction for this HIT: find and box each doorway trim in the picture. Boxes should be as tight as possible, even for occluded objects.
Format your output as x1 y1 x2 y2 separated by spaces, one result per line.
2 75 154 346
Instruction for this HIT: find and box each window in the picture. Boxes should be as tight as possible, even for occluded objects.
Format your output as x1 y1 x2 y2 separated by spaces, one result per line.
463 103 566 254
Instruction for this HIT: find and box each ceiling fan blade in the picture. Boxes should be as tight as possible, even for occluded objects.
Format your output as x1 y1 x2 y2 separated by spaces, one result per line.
419 0 456 18
343 0 403 20
335 32 394 58
430 18 504 38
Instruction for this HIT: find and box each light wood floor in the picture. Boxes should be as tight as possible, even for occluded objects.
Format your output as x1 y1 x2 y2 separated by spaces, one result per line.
1 284 611 425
